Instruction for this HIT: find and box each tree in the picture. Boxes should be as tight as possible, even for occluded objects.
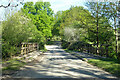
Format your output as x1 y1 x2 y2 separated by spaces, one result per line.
103 2 119 55
21 1 54 40
100 2 119 57
86 2 104 54
118 1 120 59
54 6 93 46
52 11 62 36
2 11 43 58
86 2 118 57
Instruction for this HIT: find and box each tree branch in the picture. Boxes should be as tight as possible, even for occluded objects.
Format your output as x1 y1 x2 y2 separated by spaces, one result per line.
0 3 11 8
0 0 24 8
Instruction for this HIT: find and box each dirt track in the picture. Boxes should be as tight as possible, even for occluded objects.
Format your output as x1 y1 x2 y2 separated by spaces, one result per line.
9 44 117 79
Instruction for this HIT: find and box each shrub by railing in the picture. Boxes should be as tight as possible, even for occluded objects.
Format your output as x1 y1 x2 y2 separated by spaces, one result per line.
21 42 39 55
62 40 116 58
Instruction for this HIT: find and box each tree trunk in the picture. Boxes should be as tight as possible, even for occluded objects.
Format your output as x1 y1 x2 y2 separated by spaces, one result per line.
96 2 99 54
118 1 120 59
114 17 118 55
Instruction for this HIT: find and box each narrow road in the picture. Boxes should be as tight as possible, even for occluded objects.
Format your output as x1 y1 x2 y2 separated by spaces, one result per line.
11 44 117 79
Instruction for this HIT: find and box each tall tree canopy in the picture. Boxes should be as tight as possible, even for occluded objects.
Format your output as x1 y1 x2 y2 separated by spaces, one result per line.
53 6 92 41
21 1 54 39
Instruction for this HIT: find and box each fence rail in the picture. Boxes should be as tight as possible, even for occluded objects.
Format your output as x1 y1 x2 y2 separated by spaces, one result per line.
21 42 39 55
62 40 114 57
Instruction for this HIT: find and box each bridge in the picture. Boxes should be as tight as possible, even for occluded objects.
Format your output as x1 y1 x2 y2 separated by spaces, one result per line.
2 42 117 79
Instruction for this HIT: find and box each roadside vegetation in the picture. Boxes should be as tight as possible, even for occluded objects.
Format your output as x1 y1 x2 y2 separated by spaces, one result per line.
88 58 120 77
65 49 120 77
2 1 54 59
2 58 26 72
54 2 120 60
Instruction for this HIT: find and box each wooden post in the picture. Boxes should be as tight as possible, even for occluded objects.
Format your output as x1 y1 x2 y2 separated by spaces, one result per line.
37 43 39 50
21 43 23 55
25 43 26 55
28 43 30 53
27 43 28 54
32 43 33 51
35 43 36 50
33 43 35 51
30 43 31 52
87 44 89 53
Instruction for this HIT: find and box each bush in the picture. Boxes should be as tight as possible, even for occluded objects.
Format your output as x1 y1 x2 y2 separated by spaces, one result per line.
61 40 70 49
51 36 61 41
118 51 120 60
2 12 45 59
39 42 45 50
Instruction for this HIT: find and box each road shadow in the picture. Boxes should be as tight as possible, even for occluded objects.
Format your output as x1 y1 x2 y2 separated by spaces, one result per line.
2 42 118 80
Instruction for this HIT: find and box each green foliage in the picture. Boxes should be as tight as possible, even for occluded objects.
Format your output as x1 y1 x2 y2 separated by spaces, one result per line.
51 36 61 41
58 5 117 59
52 11 64 36
2 58 26 71
54 6 91 43
21 1 54 39
1 1 119 61
2 12 31 45
46 41 54 45
39 42 45 50
88 58 120 77
2 1 54 59
40 48 47 53
58 6 94 51
2 12 43 59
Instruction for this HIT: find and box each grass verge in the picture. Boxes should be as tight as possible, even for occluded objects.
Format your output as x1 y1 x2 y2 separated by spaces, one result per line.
88 58 120 77
2 58 26 71
46 41 54 45
40 48 47 53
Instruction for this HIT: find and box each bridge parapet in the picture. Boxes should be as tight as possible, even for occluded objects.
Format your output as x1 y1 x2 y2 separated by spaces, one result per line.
21 42 39 55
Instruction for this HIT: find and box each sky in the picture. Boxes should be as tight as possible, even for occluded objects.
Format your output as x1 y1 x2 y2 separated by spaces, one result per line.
0 0 119 21
0 0 87 21
43 0 87 13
